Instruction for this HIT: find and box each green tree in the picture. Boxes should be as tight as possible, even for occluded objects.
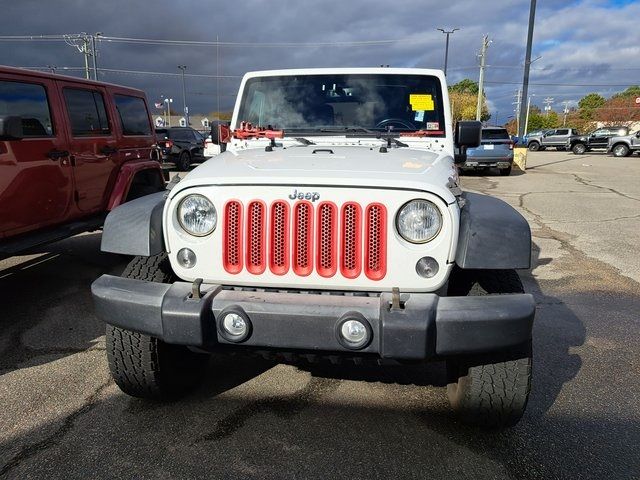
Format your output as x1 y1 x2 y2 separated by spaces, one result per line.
449 79 479 95
578 93 606 120
612 85 640 99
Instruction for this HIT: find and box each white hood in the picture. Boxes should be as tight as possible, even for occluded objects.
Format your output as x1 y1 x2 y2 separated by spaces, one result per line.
172 143 458 204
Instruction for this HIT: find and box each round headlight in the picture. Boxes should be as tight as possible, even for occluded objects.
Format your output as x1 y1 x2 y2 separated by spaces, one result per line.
178 194 217 236
396 199 442 243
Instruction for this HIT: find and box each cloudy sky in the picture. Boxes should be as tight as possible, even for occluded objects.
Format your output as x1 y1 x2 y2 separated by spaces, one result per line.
2 0 639 124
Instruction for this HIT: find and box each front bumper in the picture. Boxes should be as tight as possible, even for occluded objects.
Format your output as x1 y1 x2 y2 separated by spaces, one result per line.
91 275 535 359
462 158 513 169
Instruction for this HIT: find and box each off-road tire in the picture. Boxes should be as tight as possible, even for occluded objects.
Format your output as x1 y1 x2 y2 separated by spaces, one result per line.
446 268 532 427
572 143 587 155
499 166 512 176
176 151 191 171
612 143 630 158
106 254 208 399
527 141 540 151
446 342 532 428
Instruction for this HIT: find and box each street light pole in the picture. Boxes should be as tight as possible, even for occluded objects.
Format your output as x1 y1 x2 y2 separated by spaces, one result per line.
178 65 188 125
437 28 459 76
518 0 537 138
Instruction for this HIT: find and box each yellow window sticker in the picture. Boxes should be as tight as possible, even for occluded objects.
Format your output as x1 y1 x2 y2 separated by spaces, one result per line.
409 94 435 111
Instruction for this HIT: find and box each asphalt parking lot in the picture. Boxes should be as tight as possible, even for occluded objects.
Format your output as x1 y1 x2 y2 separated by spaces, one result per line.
1 150 639 480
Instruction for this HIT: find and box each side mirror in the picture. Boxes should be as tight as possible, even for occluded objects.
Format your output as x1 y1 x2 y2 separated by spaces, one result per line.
636 132 640 138
210 121 230 145
454 120 481 164
0 116 23 140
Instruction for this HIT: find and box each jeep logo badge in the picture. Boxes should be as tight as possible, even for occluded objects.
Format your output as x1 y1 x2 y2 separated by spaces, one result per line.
289 189 320 202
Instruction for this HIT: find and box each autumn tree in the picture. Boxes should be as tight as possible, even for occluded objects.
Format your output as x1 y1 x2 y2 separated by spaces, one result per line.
448 79 490 122
578 93 606 120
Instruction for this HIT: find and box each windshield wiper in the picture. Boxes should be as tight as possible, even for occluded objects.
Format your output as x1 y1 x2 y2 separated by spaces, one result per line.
320 126 377 134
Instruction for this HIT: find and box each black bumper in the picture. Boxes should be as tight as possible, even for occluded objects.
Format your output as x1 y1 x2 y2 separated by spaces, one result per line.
91 275 535 359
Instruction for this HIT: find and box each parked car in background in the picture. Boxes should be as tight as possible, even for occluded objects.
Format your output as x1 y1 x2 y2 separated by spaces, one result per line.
527 128 579 151
567 126 629 154
156 126 205 171
0 65 164 258
522 129 551 146
461 126 514 175
607 130 640 157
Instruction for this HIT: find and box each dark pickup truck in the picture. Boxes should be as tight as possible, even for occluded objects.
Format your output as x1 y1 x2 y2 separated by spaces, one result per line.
567 126 629 155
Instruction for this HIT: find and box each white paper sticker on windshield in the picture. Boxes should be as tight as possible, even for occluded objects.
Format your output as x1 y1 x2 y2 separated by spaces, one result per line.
414 111 425 122
426 122 440 130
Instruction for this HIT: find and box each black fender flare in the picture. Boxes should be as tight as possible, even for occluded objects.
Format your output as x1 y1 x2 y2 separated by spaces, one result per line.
101 191 167 256
455 192 531 270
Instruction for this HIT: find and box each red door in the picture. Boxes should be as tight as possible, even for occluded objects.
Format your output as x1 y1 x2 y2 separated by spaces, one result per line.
58 83 119 213
0 76 73 239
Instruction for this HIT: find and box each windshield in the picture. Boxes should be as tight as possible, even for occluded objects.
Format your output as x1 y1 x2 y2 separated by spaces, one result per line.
236 74 446 136
482 128 509 140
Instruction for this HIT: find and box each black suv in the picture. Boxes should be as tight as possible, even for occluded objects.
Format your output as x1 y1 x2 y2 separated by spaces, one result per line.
567 126 629 155
156 127 205 171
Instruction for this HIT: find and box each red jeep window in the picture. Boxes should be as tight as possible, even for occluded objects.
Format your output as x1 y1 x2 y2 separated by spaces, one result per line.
63 88 111 136
0 80 54 137
114 94 151 136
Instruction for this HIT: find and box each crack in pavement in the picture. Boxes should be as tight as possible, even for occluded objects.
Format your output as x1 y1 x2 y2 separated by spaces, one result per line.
195 376 340 443
571 173 640 203
0 378 112 477
0 346 106 373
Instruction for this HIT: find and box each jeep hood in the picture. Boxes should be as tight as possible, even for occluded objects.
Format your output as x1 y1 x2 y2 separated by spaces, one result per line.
172 145 458 203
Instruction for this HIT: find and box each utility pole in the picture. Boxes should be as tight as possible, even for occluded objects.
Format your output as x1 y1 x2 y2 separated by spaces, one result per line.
437 28 459 76
178 65 188 125
543 97 554 116
518 0 537 138
91 32 102 80
476 34 490 121
562 101 570 126
513 89 522 137
64 33 92 79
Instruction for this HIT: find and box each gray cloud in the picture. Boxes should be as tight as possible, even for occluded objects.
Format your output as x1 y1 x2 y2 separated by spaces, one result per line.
1 0 638 121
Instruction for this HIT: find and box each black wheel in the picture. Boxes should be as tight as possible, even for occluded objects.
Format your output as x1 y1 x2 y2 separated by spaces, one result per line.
572 143 587 155
612 143 630 158
499 166 512 176
528 141 540 151
176 151 191 171
106 254 208 399
445 268 532 428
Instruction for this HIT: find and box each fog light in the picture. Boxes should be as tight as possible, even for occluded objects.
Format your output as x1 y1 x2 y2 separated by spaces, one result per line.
222 313 247 337
337 315 371 350
177 248 197 268
416 256 439 278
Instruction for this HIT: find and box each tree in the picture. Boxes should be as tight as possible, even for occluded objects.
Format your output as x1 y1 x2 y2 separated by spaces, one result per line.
449 79 479 95
578 93 606 120
611 85 640 99
595 96 640 126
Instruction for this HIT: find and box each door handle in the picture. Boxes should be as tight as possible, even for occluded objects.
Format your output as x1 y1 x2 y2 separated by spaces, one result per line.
100 146 118 155
47 149 69 160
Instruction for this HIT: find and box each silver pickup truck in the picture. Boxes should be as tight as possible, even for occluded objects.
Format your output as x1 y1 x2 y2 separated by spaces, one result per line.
527 128 579 151
607 131 640 157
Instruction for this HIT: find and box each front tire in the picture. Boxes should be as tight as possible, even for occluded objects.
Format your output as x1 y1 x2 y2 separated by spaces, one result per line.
528 141 540 151
106 254 208 399
445 268 532 428
499 166 512 176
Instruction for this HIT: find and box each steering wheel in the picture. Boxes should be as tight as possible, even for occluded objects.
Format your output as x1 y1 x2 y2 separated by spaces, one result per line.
375 118 417 130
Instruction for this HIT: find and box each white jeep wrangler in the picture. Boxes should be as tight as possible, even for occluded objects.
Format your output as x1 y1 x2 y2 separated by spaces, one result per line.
92 68 535 428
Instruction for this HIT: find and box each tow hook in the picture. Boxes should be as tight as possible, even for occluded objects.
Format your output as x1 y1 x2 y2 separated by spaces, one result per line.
191 278 203 299
390 287 405 310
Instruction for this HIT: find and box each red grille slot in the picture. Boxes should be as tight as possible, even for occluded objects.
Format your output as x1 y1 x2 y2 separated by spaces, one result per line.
364 203 387 280
222 200 243 274
340 202 362 278
316 202 337 277
269 201 290 275
245 200 266 275
292 201 314 276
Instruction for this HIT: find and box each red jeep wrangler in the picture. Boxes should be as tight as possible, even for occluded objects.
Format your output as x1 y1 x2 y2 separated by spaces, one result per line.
0 66 164 258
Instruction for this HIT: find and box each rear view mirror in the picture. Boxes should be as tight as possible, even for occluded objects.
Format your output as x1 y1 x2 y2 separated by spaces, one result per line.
0 116 23 140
